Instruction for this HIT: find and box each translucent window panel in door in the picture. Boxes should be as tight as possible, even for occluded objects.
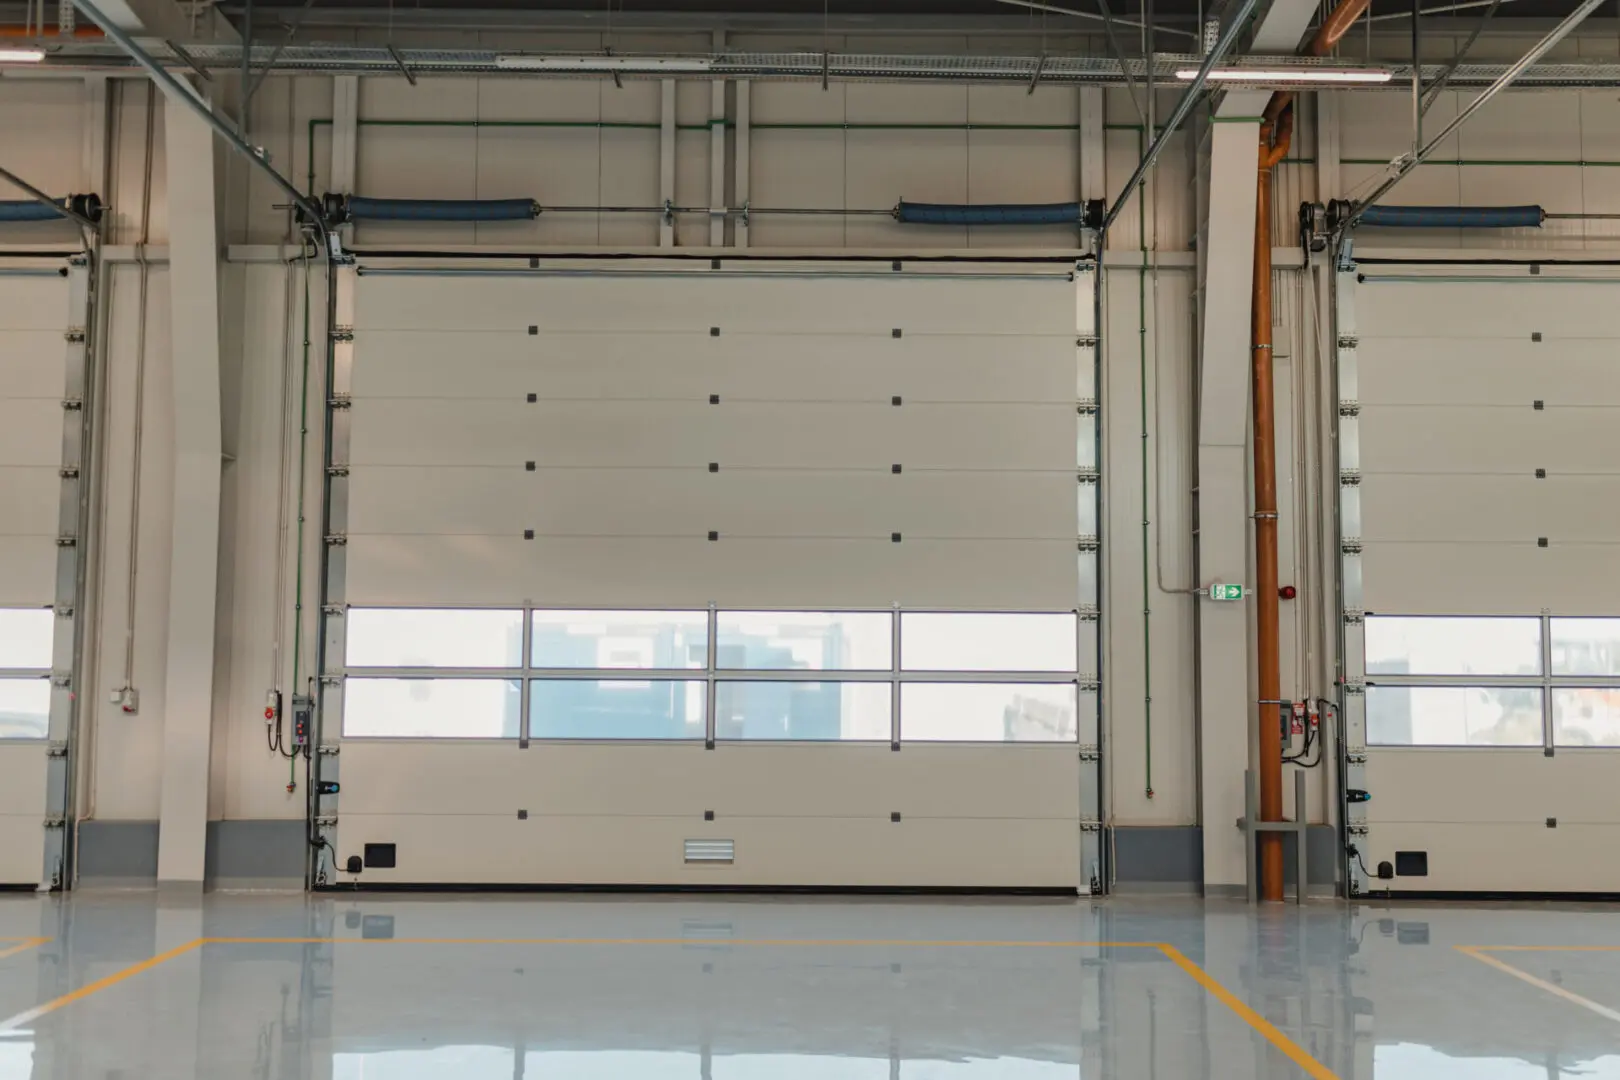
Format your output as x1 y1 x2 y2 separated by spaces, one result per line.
901 683 1078 742
0 608 53 669
1365 685 1543 747
715 681 891 740
530 611 708 670
345 609 523 668
0 678 49 739
529 679 706 739
899 613 1077 673
342 678 521 738
1364 616 1541 677
1552 689 1620 747
1551 618 1620 676
714 611 891 671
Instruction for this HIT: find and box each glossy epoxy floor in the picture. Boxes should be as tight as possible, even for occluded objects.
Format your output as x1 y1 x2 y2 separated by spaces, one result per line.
1 893 1619 1078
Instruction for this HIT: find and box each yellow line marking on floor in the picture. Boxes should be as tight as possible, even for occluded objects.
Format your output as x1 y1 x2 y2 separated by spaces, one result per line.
0 938 48 962
1456 945 1620 1025
1472 945 1620 952
0 939 204 1034
1157 944 1339 1080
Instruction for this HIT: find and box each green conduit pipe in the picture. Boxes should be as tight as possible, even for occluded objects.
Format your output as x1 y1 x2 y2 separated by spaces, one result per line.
1132 123 1154 801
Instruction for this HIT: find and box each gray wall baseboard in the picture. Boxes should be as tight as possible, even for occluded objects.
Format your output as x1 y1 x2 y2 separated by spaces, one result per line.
1111 825 1340 895
75 819 304 889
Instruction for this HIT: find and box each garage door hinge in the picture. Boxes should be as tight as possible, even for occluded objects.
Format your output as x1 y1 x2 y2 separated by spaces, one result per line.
1339 400 1360 417
1342 680 1365 695
1346 823 1369 836
1077 674 1101 691
1075 335 1099 348
1078 744 1100 762
326 465 349 477
61 398 82 411
68 254 88 268
1075 399 1098 415
46 741 68 758
55 535 75 547
64 328 86 343
1346 750 1367 764
1076 536 1100 553
320 674 342 686
59 465 79 479
1343 609 1364 624
317 744 340 756
1079 820 1102 833
328 394 351 409
331 327 355 343
325 533 347 546
1340 469 1361 486
1077 604 1099 622
42 817 66 828
1341 538 1362 555
314 815 338 828
54 605 73 618
50 673 70 687
1076 467 1100 483
322 604 344 616
1337 334 1358 349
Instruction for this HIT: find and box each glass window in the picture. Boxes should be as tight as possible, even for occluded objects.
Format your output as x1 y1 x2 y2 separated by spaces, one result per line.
1366 685 1543 747
1551 618 1620 677
346 609 522 668
0 679 49 739
1364 616 1541 677
715 611 891 671
0 608 53 670
715 681 890 741
530 611 707 670
900 613 1077 673
1553 689 1620 747
900 682 1078 742
342 678 520 738
529 679 705 739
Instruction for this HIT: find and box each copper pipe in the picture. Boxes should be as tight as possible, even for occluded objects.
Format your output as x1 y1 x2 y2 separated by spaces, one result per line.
0 25 103 37
1251 116 1290 902
1263 0 1372 126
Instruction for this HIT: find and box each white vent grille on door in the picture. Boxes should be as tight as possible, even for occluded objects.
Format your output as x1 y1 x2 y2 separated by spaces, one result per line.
684 839 735 864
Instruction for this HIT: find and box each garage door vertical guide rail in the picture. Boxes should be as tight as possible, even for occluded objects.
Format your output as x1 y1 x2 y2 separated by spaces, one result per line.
1078 260 1104 894
1334 262 1369 898
312 252 356 888
42 254 94 890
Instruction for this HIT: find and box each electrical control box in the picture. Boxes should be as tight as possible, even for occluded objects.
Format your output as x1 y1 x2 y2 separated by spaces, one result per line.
291 694 313 746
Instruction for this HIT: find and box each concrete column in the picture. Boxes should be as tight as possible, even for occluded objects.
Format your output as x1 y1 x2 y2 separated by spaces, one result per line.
1196 119 1260 891
155 91 225 889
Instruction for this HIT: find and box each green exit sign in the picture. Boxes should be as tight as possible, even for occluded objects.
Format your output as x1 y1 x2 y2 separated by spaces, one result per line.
1208 583 1246 601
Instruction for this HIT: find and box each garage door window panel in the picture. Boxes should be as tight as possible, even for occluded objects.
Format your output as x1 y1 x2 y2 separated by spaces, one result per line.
714 611 891 671
901 682 1079 743
530 611 708 670
528 679 707 740
346 608 524 668
1550 618 1620 677
899 613 1077 673
0 608 53 670
1366 685 1544 747
1364 616 1542 678
715 681 891 741
344 678 522 739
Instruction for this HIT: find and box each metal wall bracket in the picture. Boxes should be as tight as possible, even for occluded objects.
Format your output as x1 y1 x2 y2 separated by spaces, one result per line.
1237 769 1311 905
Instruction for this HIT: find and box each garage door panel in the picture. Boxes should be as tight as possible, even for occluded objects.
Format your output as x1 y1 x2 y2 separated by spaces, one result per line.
1367 749 1620 824
1361 474 1620 543
350 399 1077 471
0 538 56 605
1365 821 1620 893
346 535 1078 608
348 466 1080 539
341 742 1079 820
0 468 60 536
0 332 67 399
0 742 45 884
1359 337 1620 407
0 401 63 466
1357 281 1620 338
353 330 1080 403
1361 540 1618 614
339 812 1080 887
1359 405 1618 473
354 273 1080 336
0 277 69 331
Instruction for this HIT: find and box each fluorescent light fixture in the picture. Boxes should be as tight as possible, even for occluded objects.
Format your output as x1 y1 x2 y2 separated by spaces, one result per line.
1174 66 1392 83
0 48 45 63
495 54 713 73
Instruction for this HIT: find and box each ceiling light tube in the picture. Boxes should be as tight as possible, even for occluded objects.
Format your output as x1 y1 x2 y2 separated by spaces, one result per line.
495 55 714 73
1174 66 1392 83
0 49 46 63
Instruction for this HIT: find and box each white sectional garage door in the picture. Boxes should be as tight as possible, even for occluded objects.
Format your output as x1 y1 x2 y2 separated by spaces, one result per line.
1340 263 1620 894
319 257 1100 890
0 258 85 887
